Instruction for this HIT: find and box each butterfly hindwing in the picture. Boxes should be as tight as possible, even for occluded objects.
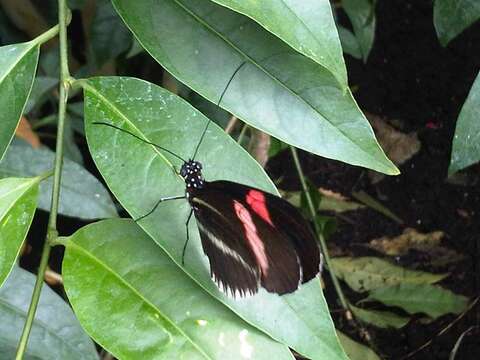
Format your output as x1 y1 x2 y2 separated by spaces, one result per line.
191 180 319 297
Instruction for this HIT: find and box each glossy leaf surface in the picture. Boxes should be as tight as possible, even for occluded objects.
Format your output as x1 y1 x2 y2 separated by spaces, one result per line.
0 40 39 160
434 0 480 46
112 0 398 175
331 257 447 292
83 76 348 360
63 219 293 360
0 267 98 360
209 0 347 87
449 72 480 174
0 177 38 287
0 140 117 220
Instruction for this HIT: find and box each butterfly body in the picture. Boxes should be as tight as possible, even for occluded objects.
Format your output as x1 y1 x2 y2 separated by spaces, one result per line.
179 160 321 297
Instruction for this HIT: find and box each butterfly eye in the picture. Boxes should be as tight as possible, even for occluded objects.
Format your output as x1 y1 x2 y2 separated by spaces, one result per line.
180 165 187 177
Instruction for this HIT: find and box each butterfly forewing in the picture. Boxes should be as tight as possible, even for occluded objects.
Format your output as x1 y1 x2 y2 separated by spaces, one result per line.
191 180 320 297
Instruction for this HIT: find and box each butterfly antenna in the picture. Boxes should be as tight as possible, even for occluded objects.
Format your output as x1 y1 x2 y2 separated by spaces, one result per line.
192 61 248 160
92 121 187 163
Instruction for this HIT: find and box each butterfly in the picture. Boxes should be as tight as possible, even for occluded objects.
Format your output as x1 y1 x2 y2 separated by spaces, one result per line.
95 120 322 298
92 62 321 298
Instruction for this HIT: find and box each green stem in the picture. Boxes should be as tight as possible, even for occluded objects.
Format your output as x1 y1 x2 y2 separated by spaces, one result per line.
35 170 54 183
289 147 350 312
30 25 59 47
15 1 70 358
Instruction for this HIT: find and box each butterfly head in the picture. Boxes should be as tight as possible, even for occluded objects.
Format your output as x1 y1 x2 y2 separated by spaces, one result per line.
180 160 205 190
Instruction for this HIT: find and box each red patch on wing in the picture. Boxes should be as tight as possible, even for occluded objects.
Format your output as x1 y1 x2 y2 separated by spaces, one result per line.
245 190 274 227
234 201 269 275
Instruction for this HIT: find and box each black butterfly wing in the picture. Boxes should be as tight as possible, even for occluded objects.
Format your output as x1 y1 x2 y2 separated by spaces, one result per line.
191 195 261 297
206 180 321 283
191 180 319 297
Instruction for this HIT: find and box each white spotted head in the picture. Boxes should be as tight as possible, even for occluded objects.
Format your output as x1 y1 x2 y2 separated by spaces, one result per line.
180 160 205 190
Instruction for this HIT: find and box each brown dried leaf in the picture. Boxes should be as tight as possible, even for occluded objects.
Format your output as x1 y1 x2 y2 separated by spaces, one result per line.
15 116 41 148
367 113 421 183
369 228 444 256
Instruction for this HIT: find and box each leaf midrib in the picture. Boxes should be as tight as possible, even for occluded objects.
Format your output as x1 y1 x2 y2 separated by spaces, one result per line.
211 0 343 87
169 0 385 169
82 81 175 171
66 241 212 360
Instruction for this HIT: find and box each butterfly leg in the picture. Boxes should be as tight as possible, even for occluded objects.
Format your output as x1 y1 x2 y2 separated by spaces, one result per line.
134 195 185 222
181 209 194 266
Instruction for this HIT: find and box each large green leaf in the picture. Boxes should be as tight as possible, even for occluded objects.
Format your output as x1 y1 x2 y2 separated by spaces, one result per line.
342 0 376 62
0 140 117 220
0 266 98 360
112 0 398 175
0 177 39 287
83 76 348 360
365 284 469 319
331 257 447 292
0 40 39 160
434 0 480 46
63 219 293 360
208 0 347 88
449 72 480 175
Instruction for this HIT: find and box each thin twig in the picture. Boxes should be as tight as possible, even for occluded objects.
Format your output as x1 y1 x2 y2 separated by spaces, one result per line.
15 2 71 358
400 296 480 360
290 147 350 311
290 147 382 354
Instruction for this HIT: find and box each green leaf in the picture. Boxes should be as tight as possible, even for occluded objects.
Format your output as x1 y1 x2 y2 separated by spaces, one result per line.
0 266 98 360
350 305 410 329
208 0 347 88
0 140 117 220
89 0 132 67
112 0 398 175
331 257 447 292
83 76 348 360
337 26 362 60
342 0 376 62
434 0 480 46
0 40 39 160
0 177 38 287
365 284 469 319
337 331 380 360
448 71 480 175
63 219 293 360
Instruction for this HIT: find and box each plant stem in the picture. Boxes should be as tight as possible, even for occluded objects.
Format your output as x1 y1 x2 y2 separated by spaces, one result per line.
15 1 70 358
289 147 350 313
